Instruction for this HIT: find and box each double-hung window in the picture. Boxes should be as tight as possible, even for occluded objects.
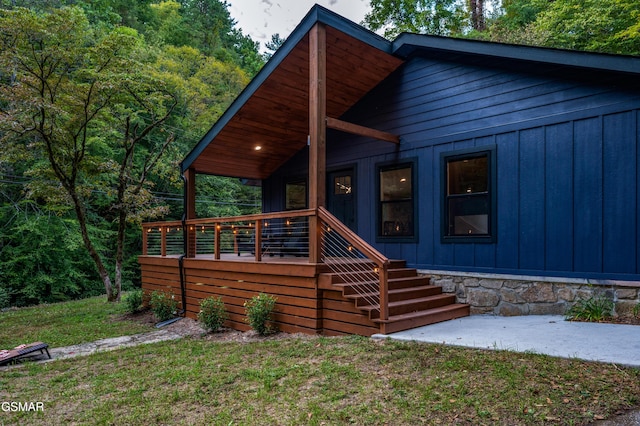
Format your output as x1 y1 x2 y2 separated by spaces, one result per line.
442 147 496 242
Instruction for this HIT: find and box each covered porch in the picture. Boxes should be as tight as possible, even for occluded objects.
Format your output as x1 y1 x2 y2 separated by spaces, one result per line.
139 6 469 335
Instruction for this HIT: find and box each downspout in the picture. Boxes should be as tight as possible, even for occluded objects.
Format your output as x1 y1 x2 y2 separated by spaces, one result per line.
177 174 188 317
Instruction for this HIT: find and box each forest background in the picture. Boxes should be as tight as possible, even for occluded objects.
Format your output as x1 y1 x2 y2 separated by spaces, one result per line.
0 0 638 308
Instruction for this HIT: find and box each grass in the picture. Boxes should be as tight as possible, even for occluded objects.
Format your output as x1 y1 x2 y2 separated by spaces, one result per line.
0 295 154 347
1 298 639 425
565 294 614 322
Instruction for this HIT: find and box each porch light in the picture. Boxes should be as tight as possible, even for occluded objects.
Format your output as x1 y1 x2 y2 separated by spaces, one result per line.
373 267 379 273
254 145 262 151
147 228 152 233
347 245 353 252
286 219 291 226
189 226 194 231
400 178 407 183
201 226 205 233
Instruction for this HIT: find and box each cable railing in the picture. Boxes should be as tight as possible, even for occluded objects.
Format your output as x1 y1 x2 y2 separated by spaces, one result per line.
142 209 313 260
317 207 390 321
143 221 184 256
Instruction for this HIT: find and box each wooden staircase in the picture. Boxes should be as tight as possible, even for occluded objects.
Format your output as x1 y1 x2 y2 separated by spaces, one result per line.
320 260 470 334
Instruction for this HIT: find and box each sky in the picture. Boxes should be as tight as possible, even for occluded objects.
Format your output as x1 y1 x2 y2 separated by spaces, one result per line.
228 0 372 52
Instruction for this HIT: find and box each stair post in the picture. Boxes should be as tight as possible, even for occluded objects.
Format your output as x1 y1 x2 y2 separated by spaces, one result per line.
379 262 389 322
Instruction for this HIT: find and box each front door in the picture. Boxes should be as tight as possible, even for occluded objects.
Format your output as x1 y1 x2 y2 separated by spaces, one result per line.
327 168 356 231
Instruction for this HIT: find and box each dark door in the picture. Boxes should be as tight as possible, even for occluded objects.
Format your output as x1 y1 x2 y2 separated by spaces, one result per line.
327 168 356 231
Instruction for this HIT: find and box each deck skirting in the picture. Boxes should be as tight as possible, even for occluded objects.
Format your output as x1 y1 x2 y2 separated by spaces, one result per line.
139 256 379 336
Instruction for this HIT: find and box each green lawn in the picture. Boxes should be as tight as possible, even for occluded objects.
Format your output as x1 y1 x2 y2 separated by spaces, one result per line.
0 295 153 348
1 298 639 425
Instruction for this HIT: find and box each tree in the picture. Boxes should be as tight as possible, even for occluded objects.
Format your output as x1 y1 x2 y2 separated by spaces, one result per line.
529 0 640 55
263 33 286 61
364 0 468 38
0 7 177 301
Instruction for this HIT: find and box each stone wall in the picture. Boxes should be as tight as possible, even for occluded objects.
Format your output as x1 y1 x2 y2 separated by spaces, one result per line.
428 273 640 317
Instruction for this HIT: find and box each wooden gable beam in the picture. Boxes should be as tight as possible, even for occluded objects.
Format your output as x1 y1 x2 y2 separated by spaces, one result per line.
326 116 400 144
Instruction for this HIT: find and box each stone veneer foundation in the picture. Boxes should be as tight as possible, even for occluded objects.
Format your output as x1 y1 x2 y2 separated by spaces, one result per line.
424 270 640 317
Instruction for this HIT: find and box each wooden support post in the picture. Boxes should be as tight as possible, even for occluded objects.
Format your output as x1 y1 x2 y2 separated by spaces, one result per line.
308 23 327 264
379 264 389 322
214 224 221 260
184 168 197 258
254 220 262 262
160 226 167 257
142 227 148 256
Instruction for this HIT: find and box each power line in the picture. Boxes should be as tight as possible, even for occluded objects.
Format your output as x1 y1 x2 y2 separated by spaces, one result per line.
0 174 261 207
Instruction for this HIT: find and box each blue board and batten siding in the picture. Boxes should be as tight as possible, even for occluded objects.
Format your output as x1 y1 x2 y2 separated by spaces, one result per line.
264 54 640 281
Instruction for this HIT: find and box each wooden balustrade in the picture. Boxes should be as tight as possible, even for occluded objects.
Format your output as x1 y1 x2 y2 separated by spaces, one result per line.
141 210 315 261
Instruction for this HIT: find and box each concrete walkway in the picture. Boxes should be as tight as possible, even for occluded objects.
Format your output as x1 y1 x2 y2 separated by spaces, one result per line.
373 315 640 368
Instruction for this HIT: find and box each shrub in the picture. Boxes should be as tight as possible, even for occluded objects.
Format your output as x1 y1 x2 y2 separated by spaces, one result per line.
150 290 178 322
565 294 614 322
633 302 640 319
198 296 227 332
244 293 277 335
124 289 144 314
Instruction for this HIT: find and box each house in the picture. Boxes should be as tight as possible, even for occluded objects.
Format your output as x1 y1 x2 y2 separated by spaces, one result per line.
140 5 640 336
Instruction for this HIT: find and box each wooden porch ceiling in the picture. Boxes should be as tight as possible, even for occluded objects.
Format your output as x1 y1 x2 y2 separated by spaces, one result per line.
186 25 403 180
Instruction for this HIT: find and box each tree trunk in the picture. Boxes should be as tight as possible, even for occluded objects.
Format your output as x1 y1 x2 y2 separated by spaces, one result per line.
469 0 486 31
114 208 127 303
69 189 116 301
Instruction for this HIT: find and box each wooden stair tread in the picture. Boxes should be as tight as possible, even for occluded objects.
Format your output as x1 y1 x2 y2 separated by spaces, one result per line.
359 293 455 311
344 285 441 302
332 275 430 289
374 303 469 322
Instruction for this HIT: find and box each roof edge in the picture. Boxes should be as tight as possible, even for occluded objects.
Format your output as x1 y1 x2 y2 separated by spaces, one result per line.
393 33 640 75
181 4 393 173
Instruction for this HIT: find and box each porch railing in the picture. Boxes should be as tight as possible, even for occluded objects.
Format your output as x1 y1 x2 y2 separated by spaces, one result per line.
142 209 314 260
317 207 390 321
141 207 390 321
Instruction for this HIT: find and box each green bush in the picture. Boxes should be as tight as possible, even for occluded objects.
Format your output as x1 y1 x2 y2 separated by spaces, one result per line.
633 302 640 319
244 293 277 335
198 296 227 332
565 294 614 322
150 290 178 322
124 289 144 314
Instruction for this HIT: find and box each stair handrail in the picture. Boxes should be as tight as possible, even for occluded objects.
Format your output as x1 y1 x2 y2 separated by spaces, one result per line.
317 207 390 321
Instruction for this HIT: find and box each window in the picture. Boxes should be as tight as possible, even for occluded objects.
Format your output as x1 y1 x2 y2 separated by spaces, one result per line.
285 179 307 210
442 147 496 242
378 162 416 241
333 175 352 195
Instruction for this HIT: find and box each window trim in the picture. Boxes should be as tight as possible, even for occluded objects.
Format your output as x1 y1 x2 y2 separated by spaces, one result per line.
376 159 418 243
441 146 497 244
